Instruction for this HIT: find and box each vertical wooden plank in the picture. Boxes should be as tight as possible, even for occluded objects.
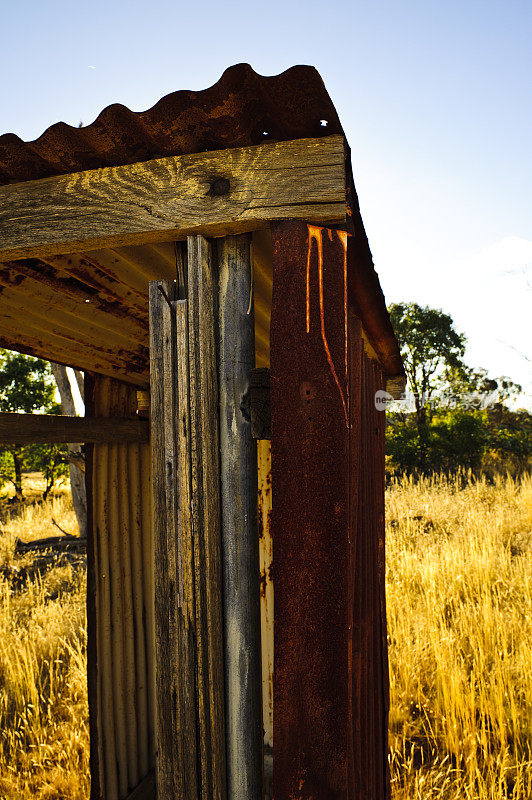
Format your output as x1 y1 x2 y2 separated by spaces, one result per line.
217 235 262 800
175 299 201 798
150 280 200 800
149 280 179 800
187 234 227 800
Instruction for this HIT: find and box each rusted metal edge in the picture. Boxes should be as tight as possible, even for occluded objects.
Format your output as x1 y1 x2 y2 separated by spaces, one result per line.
0 64 342 185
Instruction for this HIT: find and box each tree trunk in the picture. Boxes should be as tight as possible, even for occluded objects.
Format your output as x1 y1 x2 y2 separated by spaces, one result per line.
13 449 23 500
74 370 84 401
51 363 87 537
414 393 428 472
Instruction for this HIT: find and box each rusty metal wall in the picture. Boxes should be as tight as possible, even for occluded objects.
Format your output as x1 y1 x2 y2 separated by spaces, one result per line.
351 349 389 798
270 220 390 800
87 375 155 800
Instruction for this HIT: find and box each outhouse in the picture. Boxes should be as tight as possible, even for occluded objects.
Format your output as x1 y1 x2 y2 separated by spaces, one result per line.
0 64 405 800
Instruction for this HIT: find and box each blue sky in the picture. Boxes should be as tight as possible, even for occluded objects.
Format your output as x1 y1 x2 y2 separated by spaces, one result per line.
1 0 531 402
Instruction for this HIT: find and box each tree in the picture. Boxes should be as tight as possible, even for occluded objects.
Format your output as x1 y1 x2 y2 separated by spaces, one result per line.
0 349 65 499
389 303 466 426
445 364 522 407
386 303 529 477
50 363 87 537
25 442 69 500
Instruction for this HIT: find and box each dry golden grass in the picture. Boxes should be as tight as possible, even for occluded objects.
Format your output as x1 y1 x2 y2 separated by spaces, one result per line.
1 473 530 798
0 478 89 800
387 472 532 799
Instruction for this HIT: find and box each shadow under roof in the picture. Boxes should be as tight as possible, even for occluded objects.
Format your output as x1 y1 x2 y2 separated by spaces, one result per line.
0 64 404 388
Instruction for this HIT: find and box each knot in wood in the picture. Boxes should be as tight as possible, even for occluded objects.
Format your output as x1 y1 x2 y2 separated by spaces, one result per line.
208 177 230 197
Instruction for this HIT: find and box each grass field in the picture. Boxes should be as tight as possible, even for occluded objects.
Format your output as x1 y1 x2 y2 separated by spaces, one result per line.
387 473 532 799
0 473 530 798
0 479 89 800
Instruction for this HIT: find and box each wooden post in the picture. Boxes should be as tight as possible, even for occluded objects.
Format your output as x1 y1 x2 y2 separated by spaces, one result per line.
186 234 227 800
150 279 199 800
149 234 227 800
217 236 262 800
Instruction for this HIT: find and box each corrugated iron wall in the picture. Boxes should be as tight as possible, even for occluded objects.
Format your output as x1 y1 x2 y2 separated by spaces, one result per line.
86 375 155 800
351 347 389 798
269 220 390 800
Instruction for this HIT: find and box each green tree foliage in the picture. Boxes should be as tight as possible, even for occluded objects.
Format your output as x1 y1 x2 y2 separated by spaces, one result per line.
388 302 466 425
0 349 68 499
386 304 531 476
387 405 532 477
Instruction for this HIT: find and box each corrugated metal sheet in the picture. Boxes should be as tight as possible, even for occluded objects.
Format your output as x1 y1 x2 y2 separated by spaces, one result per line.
0 63 403 386
270 220 390 800
88 376 155 800
350 350 389 799
0 64 342 185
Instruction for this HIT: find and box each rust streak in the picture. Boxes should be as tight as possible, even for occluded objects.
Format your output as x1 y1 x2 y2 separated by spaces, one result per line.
306 224 349 428
306 225 322 334
337 229 350 420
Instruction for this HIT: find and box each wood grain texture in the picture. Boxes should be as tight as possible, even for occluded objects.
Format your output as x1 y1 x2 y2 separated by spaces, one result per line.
150 282 200 800
0 412 149 443
217 236 262 800
174 300 200 798
149 280 178 800
186 235 227 800
0 136 346 260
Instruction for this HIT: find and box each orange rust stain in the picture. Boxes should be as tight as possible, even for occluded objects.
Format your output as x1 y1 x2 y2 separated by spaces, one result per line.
306 225 323 334
336 229 349 382
306 224 349 428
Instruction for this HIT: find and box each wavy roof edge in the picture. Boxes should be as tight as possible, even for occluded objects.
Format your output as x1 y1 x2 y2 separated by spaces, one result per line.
0 63 343 184
0 63 404 383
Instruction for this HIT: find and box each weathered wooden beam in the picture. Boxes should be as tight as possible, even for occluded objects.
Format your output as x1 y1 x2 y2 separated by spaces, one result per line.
0 136 346 261
149 280 198 800
0 412 148 444
186 235 227 800
150 238 227 800
217 236 262 800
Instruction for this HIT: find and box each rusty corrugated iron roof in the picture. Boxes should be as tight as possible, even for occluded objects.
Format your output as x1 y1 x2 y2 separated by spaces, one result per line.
0 64 343 185
0 64 404 384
